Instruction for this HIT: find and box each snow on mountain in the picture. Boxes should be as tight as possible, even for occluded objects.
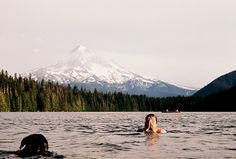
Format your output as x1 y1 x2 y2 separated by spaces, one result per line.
31 45 154 86
28 45 197 97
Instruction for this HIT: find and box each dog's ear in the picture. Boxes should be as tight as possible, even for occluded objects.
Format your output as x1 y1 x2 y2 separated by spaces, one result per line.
19 138 26 150
19 143 24 150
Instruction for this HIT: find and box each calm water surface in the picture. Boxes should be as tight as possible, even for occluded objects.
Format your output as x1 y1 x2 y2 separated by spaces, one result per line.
0 112 235 159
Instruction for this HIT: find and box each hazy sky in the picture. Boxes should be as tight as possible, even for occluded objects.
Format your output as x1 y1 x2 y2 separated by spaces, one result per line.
0 0 236 88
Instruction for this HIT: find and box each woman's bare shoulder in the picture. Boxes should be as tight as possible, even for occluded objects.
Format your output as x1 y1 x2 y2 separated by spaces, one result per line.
156 128 167 134
160 128 167 134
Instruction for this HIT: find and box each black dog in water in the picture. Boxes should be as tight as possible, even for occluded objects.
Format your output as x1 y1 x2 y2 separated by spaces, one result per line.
17 134 52 157
0 134 63 158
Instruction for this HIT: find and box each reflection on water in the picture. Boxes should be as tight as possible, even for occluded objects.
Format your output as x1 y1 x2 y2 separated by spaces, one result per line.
0 112 235 158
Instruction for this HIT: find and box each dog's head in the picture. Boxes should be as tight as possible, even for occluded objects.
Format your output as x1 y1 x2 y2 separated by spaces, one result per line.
19 134 48 150
18 134 50 157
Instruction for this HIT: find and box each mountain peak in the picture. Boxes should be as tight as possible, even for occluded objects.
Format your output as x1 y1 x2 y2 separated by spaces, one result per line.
28 45 197 97
65 45 96 65
70 45 89 54
47 45 137 84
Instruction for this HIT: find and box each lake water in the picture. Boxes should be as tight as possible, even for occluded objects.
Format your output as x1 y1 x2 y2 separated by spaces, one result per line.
0 112 235 159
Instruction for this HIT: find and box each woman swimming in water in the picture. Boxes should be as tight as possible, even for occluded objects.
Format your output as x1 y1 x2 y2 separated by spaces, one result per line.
137 114 167 134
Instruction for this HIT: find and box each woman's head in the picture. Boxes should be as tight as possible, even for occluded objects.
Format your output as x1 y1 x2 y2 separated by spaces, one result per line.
144 114 157 132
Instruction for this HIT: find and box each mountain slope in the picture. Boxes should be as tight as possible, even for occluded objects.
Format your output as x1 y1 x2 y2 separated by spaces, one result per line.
194 70 236 97
29 45 197 97
193 85 236 111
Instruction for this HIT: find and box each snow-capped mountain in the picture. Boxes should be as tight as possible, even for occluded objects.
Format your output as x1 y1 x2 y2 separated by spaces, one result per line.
28 45 197 97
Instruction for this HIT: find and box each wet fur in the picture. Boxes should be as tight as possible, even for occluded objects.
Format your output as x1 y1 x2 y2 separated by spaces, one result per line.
18 134 51 157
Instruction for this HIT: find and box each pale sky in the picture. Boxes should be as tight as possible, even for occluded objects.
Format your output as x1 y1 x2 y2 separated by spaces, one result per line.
0 0 236 88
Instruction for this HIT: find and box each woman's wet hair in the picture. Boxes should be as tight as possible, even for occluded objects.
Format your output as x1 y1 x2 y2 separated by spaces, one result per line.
144 114 157 131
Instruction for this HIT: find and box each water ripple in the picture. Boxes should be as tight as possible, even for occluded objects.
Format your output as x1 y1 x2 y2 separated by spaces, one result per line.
0 112 235 159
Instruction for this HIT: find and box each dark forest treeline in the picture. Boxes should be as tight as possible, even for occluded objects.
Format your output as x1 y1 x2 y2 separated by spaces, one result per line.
0 69 192 112
0 69 235 112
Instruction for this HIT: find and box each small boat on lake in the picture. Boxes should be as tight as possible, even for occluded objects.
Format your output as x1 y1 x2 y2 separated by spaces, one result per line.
161 109 180 113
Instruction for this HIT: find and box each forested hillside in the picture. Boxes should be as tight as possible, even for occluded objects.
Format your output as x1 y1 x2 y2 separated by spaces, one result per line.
0 70 168 112
193 85 236 111
0 69 235 112
194 70 236 97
